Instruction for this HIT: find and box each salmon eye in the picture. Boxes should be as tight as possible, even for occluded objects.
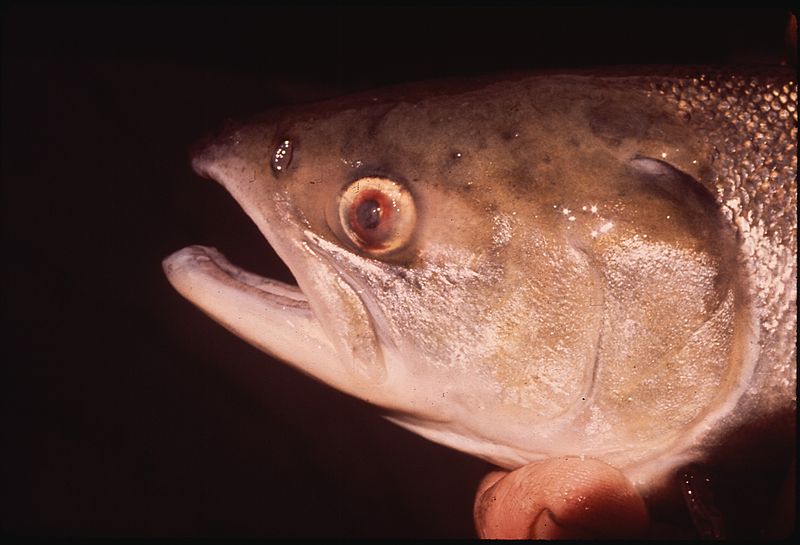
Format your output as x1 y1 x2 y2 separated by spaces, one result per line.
338 177 416 255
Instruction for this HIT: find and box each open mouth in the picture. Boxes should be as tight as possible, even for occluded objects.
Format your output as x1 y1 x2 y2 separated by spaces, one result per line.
164 140 316 316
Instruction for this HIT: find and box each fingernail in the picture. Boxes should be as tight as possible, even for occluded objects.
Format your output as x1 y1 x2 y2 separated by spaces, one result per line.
529 509 593 540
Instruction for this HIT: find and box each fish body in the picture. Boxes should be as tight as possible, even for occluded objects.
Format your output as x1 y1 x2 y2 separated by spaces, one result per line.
164 67 796 496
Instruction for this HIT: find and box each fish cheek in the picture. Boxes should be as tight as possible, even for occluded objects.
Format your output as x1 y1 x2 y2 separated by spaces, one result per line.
275 155 352 241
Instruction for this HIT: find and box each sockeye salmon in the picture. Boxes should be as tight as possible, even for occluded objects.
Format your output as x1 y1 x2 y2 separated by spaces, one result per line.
163 67 797 530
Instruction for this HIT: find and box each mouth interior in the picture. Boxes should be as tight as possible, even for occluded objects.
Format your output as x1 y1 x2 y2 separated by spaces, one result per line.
206 245 308 305
179 156 318 319
199 180 304 299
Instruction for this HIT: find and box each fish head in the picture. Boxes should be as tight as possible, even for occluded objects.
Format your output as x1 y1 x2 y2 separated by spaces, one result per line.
164 73 794 485
174 90 613 447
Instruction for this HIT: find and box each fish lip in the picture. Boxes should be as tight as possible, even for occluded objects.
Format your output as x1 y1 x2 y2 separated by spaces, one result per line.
163 244 309 310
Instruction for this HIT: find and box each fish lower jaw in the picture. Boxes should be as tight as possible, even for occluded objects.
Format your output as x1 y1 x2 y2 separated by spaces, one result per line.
162 246 352 385
165 245 308 306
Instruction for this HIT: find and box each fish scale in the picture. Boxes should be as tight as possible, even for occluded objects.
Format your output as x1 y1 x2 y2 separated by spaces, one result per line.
654 72 797 436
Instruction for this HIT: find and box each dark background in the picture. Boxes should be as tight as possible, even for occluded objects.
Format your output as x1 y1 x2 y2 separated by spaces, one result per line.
1 4 792 537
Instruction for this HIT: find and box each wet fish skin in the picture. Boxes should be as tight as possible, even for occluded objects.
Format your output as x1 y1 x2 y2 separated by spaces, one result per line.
164 67 796 497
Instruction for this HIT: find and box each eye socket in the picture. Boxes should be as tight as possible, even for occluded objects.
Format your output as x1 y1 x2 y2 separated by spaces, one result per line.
338 177 416 255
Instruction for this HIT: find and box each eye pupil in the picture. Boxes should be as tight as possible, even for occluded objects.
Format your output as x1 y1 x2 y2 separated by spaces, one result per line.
356 199 382 230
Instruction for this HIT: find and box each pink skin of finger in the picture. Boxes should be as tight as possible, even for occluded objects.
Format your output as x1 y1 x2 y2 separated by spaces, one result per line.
474 457 649 539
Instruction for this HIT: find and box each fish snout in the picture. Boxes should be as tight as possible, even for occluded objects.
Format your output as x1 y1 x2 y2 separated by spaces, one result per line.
188 131 218 180
188 117 248 181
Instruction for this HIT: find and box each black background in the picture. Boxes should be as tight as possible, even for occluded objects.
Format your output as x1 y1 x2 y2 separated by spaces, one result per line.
1 4 792 538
